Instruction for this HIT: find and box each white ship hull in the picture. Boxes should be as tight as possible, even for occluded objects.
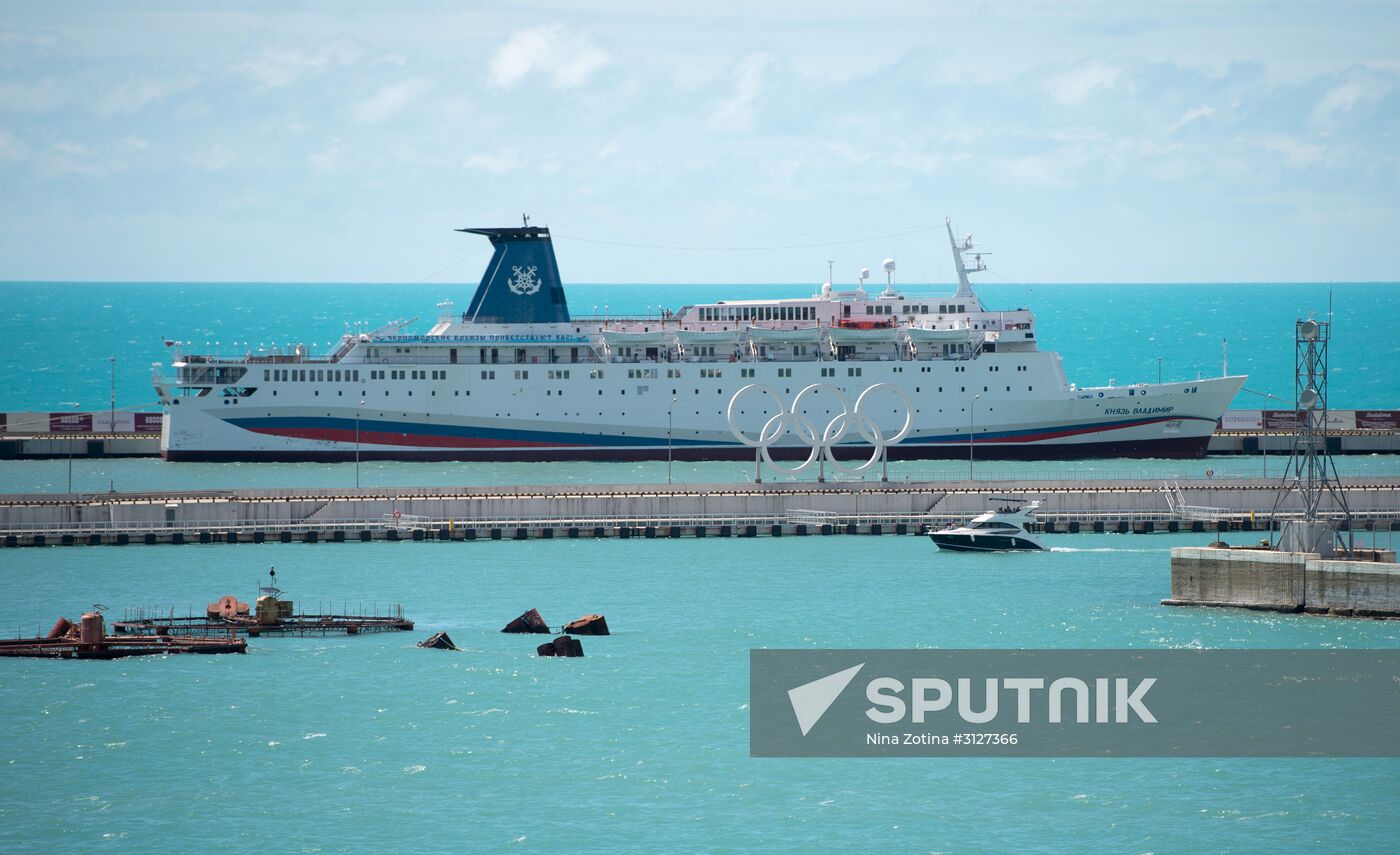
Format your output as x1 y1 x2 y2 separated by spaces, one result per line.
157 219 1245 462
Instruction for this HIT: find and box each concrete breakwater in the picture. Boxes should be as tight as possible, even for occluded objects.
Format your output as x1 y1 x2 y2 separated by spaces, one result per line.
3 477 1399 547
1165 546 1400 619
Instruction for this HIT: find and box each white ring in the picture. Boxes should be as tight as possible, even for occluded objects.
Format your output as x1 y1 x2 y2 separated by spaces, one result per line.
725 381 915 475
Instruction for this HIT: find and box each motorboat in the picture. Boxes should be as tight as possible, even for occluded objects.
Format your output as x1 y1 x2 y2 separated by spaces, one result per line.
928 498 1044 552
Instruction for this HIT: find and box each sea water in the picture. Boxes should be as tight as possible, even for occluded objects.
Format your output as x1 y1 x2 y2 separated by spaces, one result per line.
3 281 1399 850
2 536 1398 851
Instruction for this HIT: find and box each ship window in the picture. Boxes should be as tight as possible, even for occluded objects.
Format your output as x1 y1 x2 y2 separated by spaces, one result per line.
263 370 269 381
865 306 873 315
958 305 966 313
848 367 862 376
481 370 495 379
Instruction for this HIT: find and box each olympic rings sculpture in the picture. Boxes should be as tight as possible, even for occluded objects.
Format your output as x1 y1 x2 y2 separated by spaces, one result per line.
725 382 914 476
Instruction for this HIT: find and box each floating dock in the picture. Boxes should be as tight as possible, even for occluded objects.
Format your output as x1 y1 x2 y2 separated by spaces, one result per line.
0 612 246 658
2 477 1398 547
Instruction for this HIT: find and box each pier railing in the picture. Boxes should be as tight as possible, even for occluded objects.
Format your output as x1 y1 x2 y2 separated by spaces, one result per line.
4 508 1399 539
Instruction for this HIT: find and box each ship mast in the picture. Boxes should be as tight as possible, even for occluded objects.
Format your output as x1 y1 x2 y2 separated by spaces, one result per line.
946 217 985 299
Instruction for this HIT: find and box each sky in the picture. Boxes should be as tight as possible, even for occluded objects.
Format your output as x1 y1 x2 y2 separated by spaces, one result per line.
1 1 1398 285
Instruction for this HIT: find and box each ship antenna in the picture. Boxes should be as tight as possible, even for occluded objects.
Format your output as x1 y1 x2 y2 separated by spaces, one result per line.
522 213 530 228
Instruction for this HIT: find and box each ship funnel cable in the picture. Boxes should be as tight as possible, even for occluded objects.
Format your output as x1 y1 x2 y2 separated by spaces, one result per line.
552 224 942 252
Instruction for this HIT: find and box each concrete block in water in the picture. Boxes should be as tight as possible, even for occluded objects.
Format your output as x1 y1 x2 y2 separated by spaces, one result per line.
1305 560 1400 617
1167 546 1311 611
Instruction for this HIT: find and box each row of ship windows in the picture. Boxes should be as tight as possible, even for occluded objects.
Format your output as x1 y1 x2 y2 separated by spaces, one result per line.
263 363 1033 385
264 369 362 382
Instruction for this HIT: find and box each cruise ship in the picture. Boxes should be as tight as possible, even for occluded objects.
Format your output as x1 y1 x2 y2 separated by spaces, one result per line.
154 220 1244 462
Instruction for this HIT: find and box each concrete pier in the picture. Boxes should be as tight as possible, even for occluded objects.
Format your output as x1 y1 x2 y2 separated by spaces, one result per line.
3 476 1399 548
1165 546 1400 618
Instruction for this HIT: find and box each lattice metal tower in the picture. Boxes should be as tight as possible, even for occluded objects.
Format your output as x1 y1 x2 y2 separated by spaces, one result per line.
1270 318 1353 555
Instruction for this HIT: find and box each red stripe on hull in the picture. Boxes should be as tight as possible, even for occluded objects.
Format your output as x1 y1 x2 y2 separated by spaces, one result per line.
164 434 1212 463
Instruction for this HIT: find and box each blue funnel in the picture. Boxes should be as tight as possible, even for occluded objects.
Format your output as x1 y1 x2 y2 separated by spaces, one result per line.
458 226 571 324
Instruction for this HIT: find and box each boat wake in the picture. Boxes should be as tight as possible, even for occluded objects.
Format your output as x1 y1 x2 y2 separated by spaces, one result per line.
1048 546 1172 554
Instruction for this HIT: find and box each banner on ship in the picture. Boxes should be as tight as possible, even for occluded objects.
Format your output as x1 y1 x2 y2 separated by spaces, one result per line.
134 413 163 433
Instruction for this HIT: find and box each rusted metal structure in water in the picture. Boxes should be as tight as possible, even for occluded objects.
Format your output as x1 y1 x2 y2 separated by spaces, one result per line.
113 573 413 638
0 610 246 659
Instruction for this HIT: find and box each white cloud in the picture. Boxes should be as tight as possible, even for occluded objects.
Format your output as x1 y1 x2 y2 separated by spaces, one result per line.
309 139 353 175
1254 135 1325 168
0 129 25 159
192 144 234 171
43 140 105 175
488 23 609 89
0 76 68 112
709 53 770 132
352 78 433 124
235 41 360 89
123 136 148 150
597 140 621 160
1046 61 1121 105
1168 104 1216 133
98 77 197 115
463 151 519 174
1311 77 1388 124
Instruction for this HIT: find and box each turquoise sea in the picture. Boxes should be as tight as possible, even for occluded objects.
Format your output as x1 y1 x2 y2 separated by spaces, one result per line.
2 281 1399 851
3 537 1399 851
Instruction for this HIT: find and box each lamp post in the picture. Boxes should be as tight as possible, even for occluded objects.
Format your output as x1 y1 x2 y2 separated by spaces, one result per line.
355 399 365 489
109 356 116 434
1156 356 1162 385
969 394 981 481
67 402 80 494
667 396 678 485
